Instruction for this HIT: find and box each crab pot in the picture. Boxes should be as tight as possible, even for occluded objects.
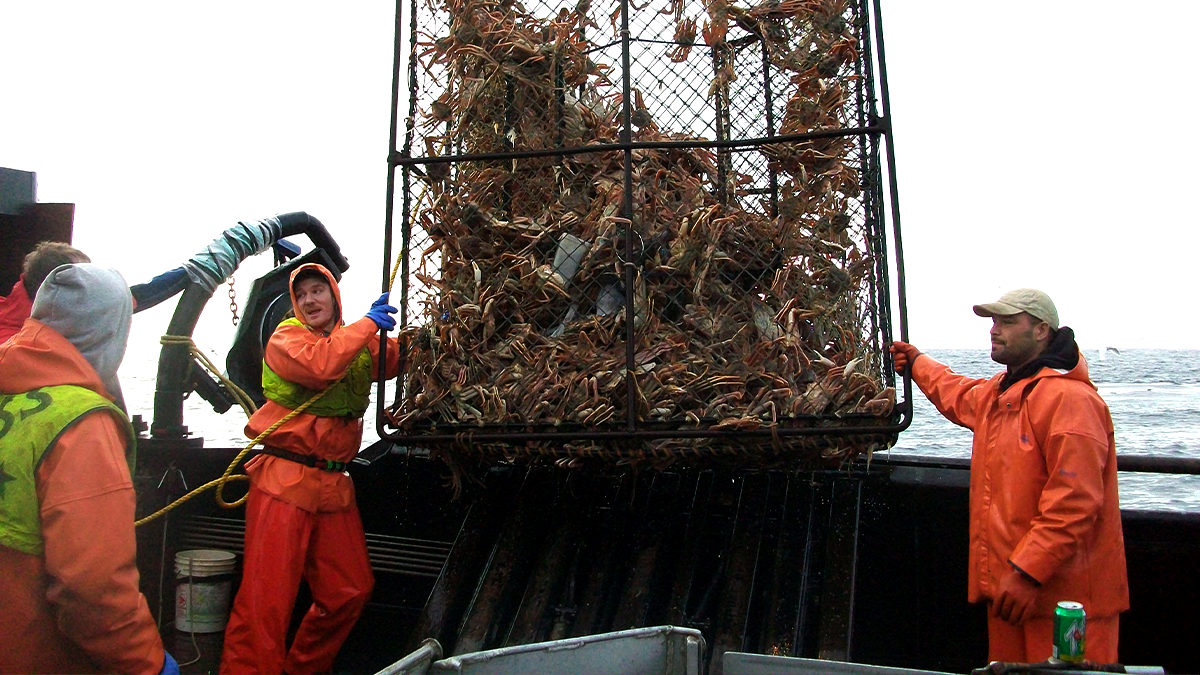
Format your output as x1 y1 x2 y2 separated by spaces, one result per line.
380 0 909 467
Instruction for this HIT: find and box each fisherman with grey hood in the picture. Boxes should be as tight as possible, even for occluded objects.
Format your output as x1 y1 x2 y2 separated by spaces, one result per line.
30 263 131 409
0 264 178 675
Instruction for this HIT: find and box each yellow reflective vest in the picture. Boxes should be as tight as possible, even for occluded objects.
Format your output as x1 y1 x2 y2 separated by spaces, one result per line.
0 385 134 555
260 318 373 417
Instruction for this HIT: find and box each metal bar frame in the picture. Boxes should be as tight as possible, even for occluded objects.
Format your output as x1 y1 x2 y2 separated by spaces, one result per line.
376 0 913 450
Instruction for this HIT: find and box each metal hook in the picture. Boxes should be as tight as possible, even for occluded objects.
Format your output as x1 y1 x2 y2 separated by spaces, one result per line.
155 464 188 492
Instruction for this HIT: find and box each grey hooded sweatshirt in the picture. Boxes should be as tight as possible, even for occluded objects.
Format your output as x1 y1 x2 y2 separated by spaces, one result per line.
31 264 133 409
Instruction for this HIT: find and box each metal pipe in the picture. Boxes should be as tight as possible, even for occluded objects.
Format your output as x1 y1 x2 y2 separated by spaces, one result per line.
853 0 883 364
845 478 862 660
620 39 638 435
377 418 911 448
1117 456 1200 475
875 454 1200 477
712 43 729 206
378 0 405 433
374 638 442 675
391 124 888 166
383 0 404 296
868 0 913 421
760 38 779 218
582 34 758 55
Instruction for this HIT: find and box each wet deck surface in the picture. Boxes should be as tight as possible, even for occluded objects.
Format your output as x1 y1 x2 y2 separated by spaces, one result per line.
140 454 1200 674
162 607 413 674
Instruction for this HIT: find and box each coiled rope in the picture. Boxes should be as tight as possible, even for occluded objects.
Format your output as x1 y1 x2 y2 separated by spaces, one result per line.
134 335 330 527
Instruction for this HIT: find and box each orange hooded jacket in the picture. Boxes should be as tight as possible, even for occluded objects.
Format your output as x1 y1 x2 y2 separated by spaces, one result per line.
0 319 165 675
243 263 400 513
912 352 1129 619
0 276 34 344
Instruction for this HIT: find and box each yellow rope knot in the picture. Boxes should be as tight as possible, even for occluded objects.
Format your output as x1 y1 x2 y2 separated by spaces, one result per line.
135 335 331 527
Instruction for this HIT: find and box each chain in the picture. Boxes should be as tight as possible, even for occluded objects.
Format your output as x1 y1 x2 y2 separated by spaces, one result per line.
227 277 240 326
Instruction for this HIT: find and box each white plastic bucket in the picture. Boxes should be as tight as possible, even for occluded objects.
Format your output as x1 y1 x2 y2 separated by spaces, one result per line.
174 549 237 633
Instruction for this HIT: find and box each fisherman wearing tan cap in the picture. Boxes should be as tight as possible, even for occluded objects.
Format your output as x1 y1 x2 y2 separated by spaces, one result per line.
890 289 1128 664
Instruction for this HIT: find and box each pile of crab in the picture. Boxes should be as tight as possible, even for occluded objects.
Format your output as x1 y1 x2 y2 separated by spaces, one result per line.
388 0 897 467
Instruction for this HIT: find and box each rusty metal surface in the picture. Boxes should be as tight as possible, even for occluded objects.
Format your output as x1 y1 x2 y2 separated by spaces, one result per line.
504 518 576 645
757 477 813 657
418 467 867 671
709 473 770 675
816 478 863 661
454 472 557 654
406 472 519 653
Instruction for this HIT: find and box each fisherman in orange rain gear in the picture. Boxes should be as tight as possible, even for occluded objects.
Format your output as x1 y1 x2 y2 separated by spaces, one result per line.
220 263 401 675
0 264 176 675
890 289 1128 664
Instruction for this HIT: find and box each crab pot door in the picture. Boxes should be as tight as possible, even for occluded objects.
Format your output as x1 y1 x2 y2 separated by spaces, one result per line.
380 0 908 466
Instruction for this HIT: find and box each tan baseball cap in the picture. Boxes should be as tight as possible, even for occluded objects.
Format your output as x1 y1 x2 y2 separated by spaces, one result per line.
972 288 1059 330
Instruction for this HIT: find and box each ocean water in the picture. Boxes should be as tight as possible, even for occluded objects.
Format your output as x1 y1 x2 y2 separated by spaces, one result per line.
889 349 1200 512
121 349 1200 512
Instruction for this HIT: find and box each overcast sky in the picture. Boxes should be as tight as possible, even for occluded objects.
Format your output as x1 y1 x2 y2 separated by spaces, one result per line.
2 0 1197 357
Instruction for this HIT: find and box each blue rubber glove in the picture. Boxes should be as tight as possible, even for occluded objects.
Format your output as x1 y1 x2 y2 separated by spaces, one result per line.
159 650 180 675
366 292 397 331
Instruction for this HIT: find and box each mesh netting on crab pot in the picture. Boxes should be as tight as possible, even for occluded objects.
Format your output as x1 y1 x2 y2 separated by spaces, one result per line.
381 0 905 468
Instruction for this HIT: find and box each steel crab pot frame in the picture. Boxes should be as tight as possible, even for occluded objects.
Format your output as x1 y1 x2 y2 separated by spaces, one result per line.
376 0 911 462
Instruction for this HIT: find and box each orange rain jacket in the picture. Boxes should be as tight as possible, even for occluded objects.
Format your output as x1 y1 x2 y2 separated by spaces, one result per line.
0 319 166 675
242 263 401 513
911 352 1129 619
0 276 34 344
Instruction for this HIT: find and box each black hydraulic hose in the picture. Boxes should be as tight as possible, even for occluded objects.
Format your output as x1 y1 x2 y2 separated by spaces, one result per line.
275 212 349 274
152 284 213 437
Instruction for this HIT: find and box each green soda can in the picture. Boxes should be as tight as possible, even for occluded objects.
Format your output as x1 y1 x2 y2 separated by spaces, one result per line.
1052 601 1086 663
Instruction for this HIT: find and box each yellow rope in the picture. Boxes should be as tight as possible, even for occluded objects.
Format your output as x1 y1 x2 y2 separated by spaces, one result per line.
134 335 330 527
141 222 416 526
160 335 258 417
390 247 405 290
389 135 448 290
389 181 432 290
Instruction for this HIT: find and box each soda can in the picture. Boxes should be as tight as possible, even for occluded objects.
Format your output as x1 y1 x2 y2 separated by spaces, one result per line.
1052 601 1086 663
